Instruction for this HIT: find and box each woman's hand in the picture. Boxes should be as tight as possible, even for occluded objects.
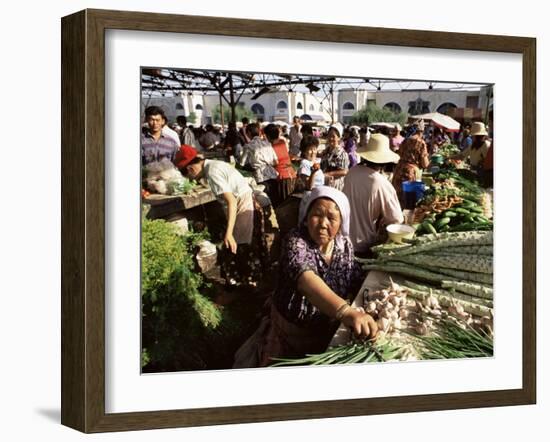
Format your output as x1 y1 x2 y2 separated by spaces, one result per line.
222 192 238 254
224 233 238 254
341 308 378 340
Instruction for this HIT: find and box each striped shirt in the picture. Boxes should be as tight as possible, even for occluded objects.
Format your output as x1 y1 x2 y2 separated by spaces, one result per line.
141 131 180 165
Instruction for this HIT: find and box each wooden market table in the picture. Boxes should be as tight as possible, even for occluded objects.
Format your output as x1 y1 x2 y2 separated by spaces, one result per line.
144 184 218 219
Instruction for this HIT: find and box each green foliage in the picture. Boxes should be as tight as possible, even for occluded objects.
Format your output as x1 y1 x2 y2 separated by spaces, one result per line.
141 218 222 371
141 349 150 368
212 104 255 124
166 177 196 195
351 103 408 126
187 111 197 125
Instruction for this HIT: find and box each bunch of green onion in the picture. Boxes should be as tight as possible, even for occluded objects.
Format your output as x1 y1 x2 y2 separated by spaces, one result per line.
269 337 404 367
408 318 493 359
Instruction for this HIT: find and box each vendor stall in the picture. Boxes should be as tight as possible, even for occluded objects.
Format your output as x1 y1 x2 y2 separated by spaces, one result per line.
410 112 461 133
144 184 218 219
272 162 495 367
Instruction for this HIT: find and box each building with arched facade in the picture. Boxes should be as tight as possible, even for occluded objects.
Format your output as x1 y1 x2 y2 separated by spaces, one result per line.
142 86 491 127
140 93 205 125
201 90 334 124
372 89 490 121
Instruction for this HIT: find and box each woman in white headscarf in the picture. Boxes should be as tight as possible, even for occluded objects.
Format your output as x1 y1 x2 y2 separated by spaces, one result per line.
234 186 378 368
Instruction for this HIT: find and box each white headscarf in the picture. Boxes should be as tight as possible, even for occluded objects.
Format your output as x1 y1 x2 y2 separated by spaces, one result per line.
298 185 351 237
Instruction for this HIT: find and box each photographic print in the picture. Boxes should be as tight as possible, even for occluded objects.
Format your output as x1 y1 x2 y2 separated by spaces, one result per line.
140 68 494 373
62 9 535 432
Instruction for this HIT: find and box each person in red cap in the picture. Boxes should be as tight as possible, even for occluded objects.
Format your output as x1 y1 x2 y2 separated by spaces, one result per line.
174 144 198 170
175 145 268 292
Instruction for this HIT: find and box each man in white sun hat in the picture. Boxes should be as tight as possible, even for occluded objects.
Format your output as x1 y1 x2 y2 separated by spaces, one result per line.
454 121 491 171
343 133 404 256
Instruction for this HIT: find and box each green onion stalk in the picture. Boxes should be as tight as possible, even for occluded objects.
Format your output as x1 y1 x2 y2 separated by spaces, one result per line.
405 317 493 360
269 336 404 367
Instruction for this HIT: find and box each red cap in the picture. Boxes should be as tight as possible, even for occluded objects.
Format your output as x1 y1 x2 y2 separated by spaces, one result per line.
174 145 198 169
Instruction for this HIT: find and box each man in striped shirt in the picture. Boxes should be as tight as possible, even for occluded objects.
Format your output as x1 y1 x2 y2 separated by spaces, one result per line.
141 106 180 165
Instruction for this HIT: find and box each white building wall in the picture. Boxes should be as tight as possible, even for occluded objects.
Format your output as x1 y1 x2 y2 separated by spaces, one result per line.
142 88 485 127
140 95 187 123
338 88 366 123
372 90 481 115
201 91 333 123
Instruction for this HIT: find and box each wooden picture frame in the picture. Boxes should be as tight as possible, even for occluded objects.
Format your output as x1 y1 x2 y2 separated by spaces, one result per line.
61 8 536 433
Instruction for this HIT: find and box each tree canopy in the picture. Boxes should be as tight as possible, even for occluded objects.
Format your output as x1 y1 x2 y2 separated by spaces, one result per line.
212 104 255 124
351 103 408 126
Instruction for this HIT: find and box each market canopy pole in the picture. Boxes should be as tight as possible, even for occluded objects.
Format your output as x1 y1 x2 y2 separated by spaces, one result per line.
330 84 335 124
484 85 493 127
218 92 225 129
228 73 236 124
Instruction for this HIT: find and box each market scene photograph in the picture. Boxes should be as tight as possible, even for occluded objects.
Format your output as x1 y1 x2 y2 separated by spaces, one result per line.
140 68 494 373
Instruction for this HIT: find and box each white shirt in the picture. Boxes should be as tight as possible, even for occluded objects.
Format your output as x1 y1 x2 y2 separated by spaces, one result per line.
203 159 252 202
181 127 199 150
203 160 254 244
289 125 303 155
162 126 181 147
461 140 490 167
298 159 325 189
343 165 404 253
245 137 279 183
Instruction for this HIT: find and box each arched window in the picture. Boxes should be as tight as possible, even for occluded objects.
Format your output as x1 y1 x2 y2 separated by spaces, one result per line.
408 98 430 115
383 102 402 113
436 102 457 115
277 101 288 109
251 103 265 116
195 104 203 110
342 102 355 110
175 103 184 110
297 102 303 110
309 104 315 111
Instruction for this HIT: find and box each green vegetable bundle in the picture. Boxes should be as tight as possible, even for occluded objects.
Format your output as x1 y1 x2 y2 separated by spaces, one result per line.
437 143 461 158
167 177 196 195
270 337 404 366
407 318 493 359
141 218 222 371
415 163 492 235
363 231 494 287
416 198 492 235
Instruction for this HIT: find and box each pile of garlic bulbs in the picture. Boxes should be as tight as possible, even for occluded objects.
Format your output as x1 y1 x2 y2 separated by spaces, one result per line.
363 279 492 339
363 279 415 336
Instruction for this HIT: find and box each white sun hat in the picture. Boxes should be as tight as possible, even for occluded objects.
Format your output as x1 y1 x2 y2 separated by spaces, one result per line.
470 121 489 136
357 133 400 164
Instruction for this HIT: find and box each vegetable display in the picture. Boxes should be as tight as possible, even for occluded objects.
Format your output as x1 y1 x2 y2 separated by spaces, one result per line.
414 165 492 234
437 143 461 158
407 318 493 359
141 218 222 371
273 163 496 367
362 231 493 286
270 337 403 367
269 278 493 366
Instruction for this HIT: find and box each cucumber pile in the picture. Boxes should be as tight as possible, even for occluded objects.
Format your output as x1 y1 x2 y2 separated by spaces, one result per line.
414 164 492 235
416 198 492 234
